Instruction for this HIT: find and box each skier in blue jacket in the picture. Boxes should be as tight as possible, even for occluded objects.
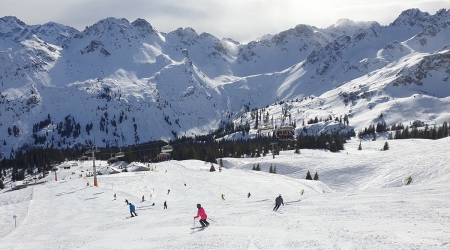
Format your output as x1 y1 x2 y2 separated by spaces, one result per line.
129 203 138 217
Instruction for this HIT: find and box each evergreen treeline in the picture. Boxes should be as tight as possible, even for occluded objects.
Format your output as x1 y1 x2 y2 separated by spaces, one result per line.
1 130 349 177
388 122 449 140
358 122 449 140
0 145 84 182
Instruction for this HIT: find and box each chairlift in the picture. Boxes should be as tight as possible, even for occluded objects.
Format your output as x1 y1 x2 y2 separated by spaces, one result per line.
276 125 295 141
79 156 88 161
258 124 274 134
107 154 118 164
161 145 173 153
115 149 124 158
156 152 171 162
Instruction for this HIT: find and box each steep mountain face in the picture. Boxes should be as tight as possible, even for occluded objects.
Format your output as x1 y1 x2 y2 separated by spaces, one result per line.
233 24 330 76
0 8 449 158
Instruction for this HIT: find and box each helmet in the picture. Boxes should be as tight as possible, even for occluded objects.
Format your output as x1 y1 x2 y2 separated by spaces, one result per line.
196 204 201 208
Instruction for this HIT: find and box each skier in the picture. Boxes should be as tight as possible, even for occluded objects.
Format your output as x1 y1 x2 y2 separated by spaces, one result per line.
167 189 170 195
301 189 304 195
221 194 225 200
247 192 251 198
273 194 284 211
142 195 145 202
125 199 129 205
194 204 209 228
129 203 138 217
406 176 413 185
114 193 116 200
164 200 167 209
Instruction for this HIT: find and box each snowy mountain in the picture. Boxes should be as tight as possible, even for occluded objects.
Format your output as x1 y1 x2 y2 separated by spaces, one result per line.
0 8 450 156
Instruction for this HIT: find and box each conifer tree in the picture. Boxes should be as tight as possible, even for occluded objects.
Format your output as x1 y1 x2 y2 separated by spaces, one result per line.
358 141 362 150
252 164 256 170
314 172 319 181
305 170 312 180
219 159 224 168
388 132 393 140
273 166 277 174
210 163 216 172
256 163 261 171
330 140 337 152
269 165 273 173
383 142 389 151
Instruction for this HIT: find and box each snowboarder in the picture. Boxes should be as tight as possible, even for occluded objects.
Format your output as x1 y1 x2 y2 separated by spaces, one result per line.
129 203 138 217
301 189 304 195
142 195 145 202
406 176 413 185
221 194 225 200
247 192 251 198
273 194 284 211
164 200 167 209
125 199 129 205
194 204 209 228
167 189 170 195
114 193 116 200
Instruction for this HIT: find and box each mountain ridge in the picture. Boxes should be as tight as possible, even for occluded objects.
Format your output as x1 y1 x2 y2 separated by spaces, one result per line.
0 8 449 157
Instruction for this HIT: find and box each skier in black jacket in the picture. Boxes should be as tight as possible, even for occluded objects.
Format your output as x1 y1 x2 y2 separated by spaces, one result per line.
273 194 284 211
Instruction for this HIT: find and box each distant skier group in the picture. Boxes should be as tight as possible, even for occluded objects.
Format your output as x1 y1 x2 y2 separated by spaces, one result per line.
117 177 293 225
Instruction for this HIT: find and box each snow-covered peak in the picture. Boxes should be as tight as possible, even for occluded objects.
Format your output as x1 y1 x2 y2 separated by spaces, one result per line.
131 18 156 35
329 18 375 29
0 16 28 40
83 17 132 37
434 8 450 21
324 19 380 38
271 24 318 43
255 33 274 42
222 37 240 45
30 21 80 46
390 8 434 28
171 27 198 38
0 15 26 28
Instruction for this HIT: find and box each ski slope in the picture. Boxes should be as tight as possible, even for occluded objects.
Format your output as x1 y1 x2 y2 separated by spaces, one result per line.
1 138 450 249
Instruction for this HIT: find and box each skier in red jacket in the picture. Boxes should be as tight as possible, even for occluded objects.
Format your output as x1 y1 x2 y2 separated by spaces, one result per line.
194 204 209 227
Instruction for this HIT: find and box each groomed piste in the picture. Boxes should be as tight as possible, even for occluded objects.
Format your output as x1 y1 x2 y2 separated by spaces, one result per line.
1 138 450 249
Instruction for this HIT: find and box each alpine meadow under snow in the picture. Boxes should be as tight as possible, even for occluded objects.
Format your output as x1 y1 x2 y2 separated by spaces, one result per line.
1 6 450 250
0 138 450 249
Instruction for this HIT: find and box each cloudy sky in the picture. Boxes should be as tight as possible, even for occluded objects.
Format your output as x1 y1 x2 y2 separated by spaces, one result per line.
1 0 449 42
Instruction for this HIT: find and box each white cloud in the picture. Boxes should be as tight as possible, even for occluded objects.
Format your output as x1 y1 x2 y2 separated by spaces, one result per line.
1 0 449 42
